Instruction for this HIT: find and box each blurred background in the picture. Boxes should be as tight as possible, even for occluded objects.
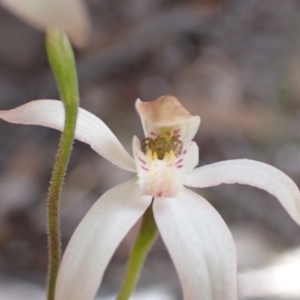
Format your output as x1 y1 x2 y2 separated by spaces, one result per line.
1 0 300 299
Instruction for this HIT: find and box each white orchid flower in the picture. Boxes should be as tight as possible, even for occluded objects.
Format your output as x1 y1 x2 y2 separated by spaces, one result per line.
1 96 300 300
0 0 90 46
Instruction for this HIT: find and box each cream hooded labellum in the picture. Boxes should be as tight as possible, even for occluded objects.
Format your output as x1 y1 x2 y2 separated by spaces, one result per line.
0 0 91 46
0 96 300 300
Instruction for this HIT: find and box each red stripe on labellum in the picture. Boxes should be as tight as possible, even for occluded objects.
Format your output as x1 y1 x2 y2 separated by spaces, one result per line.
174 129 180 137
138 157 146 164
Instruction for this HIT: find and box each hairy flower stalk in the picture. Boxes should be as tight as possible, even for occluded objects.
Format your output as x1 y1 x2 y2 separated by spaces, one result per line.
45 29 79 300
0 96 300 300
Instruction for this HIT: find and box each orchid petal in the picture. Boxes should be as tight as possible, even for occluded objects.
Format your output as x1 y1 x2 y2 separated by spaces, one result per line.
0 100 136 172
0 0 91 47
153 188 237 300
55 179 152 300
135 96 200 144
184 159 300 225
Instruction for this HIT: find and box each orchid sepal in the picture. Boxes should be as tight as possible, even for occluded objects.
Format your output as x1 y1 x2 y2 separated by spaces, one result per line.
184 159 300 225
153 188 237 300
0 100 136 172
55 179 152 300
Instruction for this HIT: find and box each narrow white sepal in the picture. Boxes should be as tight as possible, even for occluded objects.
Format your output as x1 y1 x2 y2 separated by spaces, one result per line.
0 0 91 46
0 100 136 172
184 159 300 225
153 188 237 300
55 179 152 300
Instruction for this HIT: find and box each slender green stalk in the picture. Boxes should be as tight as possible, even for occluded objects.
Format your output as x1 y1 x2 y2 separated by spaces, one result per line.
117 203 158 300
45 29 79 300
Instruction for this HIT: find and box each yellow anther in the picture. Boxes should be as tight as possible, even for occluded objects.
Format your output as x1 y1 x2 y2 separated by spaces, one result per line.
163 151 170 161
169 150 176 160
146 149 153 158
153 151 158 160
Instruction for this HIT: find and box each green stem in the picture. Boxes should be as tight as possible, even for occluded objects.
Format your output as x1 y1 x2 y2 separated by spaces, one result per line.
45 29 79 300
117 203 158 300
47 105 77 300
